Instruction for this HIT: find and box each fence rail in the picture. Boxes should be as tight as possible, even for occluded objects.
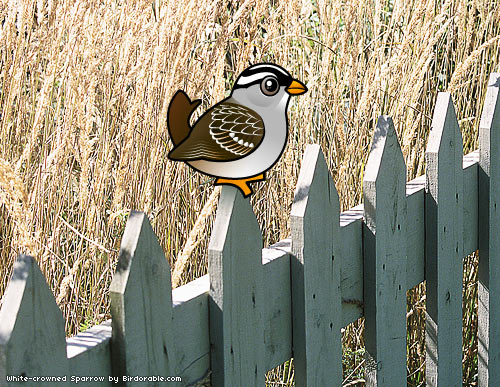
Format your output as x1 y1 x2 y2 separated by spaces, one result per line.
0 73 499 386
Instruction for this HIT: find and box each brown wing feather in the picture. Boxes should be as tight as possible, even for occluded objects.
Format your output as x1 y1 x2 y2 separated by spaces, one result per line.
168 100 264 161
167 90 202 146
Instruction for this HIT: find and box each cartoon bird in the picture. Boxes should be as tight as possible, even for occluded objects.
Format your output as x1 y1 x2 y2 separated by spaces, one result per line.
167 63 307 197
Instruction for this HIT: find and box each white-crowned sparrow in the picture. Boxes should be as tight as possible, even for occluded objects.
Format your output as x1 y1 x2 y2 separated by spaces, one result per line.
167 63 307 197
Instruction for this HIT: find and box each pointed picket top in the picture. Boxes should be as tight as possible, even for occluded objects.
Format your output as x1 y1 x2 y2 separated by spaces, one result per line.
479 73 500 189
364 115 406 233
479 73 500 155
207 186 261 256
363 116 407 386
291 144 340 220
0 255 68 383
478 73 500 386
290 144 342 387
427 92 463 156
424 92 464 387
110 211 175 383
364 116 405 186
208 186 264 386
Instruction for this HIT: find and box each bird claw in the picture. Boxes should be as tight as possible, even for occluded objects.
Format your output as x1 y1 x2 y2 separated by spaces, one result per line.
215 174 265 197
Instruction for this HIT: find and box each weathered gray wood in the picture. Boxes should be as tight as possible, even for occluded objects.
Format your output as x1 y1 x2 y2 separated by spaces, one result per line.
406 175 425 289
162 142 482 384
0 255 69 386
339 204 364 326
109 211 176 386
67 320 112 381
262 242 292 370
290 144 342 387
478 72 500 386
172 275 210 385
170 242 293 383
0 101 491 386
464 151 479 254
339 153 478 304
338 183 425 324
208 186 265 386
338 151 477 328
425 92 464 386
363 116 407 386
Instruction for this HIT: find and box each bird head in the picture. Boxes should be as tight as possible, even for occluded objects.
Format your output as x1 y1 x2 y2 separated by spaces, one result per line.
231 63 307 109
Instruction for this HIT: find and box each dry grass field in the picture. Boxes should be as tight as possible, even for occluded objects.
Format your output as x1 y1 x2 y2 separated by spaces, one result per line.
0 0 499 385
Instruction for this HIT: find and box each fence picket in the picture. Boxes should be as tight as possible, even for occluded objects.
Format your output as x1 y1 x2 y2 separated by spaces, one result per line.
478 72 500 386
2 73 500 387
363 116 407 386
290 144 342 386
425 92 464 386
208 186 265 386
0 255 68 386
109 211 176 386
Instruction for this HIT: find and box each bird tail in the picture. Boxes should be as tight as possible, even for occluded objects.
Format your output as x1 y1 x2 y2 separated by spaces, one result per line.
167 90 202 147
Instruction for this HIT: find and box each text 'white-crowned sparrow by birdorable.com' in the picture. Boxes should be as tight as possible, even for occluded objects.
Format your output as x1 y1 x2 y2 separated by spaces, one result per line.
167 63 307 197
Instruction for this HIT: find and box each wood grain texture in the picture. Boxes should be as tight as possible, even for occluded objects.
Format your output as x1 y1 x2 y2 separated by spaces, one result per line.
0 148 485 387
67 320 112 380
463 151 479 254
290 144 342 387
406 175 425 290
172 275 210 385
109 211 176 386
2 70 499 386
339 204 364 326
478 73 500 386
0 255 68 386
425 92 464 386
208 186 265 387
261 242 292 370
363 116 407 386
336 153 476 329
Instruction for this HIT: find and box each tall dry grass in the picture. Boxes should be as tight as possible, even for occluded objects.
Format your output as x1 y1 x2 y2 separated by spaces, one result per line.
0 0 499 385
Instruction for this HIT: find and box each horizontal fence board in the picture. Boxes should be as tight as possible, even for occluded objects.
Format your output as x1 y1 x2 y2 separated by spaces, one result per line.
172 273 209 307
67 320 112 380
172 275 210 385
406 175 425 290
50 147 482 383
464 150 479 255
0 76 492 385
337 150 480 329
167 242 296 379
262 242 292 370
339 204 364 326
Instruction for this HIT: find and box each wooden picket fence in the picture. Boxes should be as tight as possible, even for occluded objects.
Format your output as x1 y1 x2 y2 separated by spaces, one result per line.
1 73 500 386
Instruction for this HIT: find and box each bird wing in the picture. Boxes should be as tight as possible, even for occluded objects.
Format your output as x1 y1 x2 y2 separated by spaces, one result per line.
168 100 264 162
167 90 202 146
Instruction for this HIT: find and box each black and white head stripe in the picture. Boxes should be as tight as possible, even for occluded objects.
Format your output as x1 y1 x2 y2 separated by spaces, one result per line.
233 63 293 89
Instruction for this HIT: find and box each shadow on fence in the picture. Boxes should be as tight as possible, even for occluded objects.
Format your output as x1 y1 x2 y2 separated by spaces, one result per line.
1 73 500 386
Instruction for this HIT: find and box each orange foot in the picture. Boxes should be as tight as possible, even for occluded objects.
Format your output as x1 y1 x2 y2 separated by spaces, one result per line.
215 174 265 197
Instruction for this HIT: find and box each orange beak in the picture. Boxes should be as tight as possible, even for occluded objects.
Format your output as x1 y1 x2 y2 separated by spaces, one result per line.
286 79 308 95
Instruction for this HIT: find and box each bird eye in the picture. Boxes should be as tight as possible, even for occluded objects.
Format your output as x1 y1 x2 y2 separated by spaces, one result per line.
260 76 280 96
